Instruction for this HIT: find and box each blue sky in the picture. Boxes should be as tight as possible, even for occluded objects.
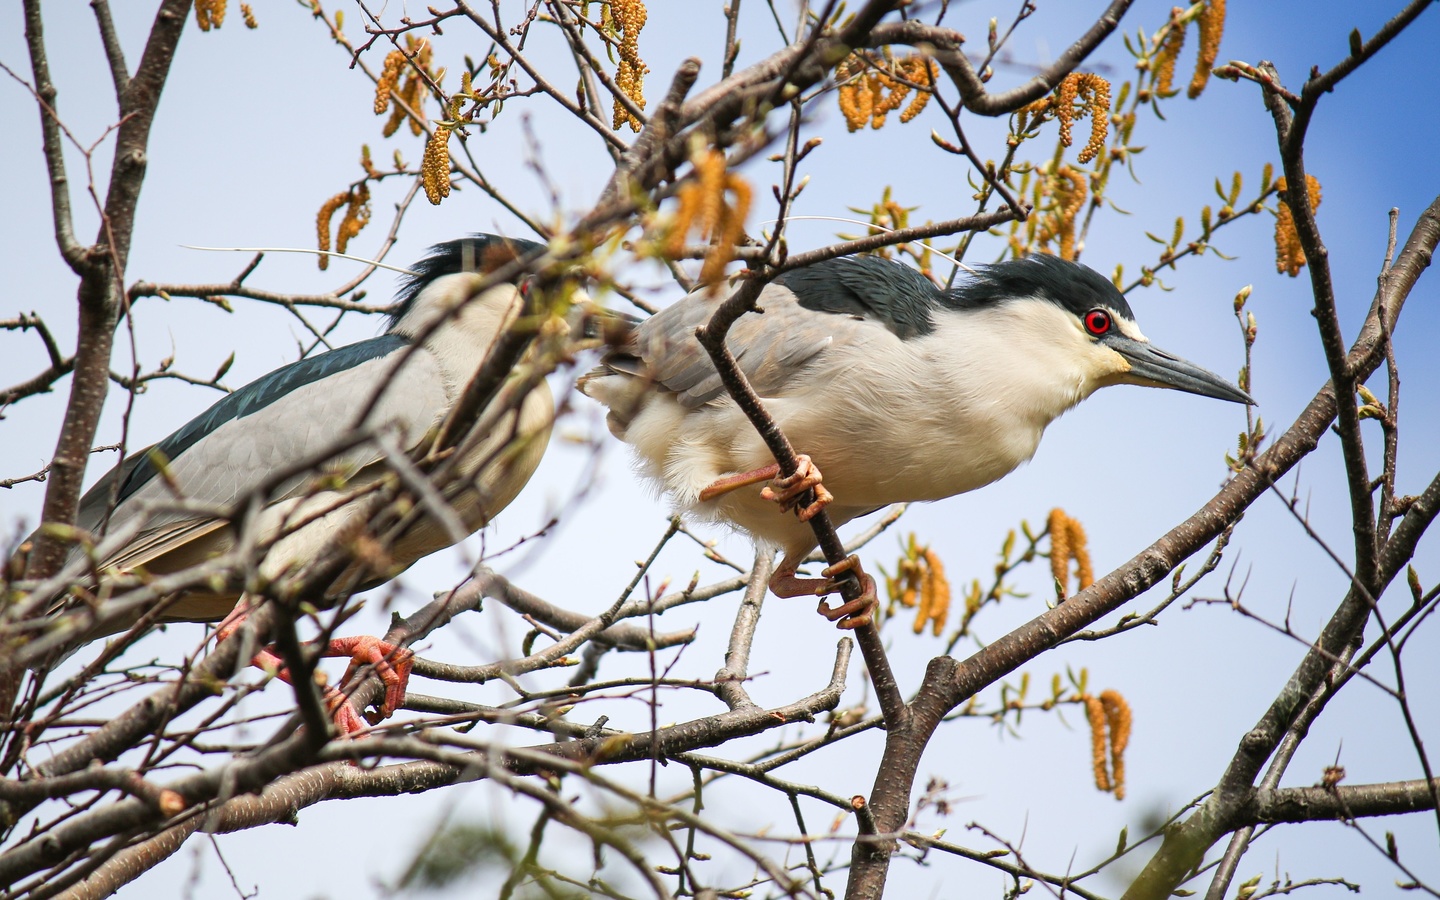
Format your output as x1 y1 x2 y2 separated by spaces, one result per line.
2 1 1438 896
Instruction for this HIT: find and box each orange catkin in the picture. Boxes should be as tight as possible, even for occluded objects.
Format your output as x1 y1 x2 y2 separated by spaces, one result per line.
1083 694 1112 792
315 191 348 270
1188 0 1227 99
1153 8 1186 95
921 547 951 636
1273 174 1322 276
1049 508 1071 595
1100 690 1132 799
421 126 453 205
375 51 404 115
195 0 226 31
610 0 650 131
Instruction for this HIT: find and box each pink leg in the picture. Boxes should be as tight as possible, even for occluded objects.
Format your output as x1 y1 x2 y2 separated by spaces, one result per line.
698 463 781 502
769 554 878 630
216 601 413 736
250 646 371 735
698 455 834 522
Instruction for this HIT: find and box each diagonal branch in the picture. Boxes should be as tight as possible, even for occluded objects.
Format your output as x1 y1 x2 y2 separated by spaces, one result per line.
1121 194 1440 900
870 0 1134 116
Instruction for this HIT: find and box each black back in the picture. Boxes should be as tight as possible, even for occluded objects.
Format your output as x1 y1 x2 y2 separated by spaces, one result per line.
773 252 1132 341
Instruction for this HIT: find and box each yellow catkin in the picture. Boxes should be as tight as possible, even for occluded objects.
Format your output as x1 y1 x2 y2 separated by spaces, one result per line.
838 85 866 131
1273 174 1322 276
195 0 226 31
912 565 932 634
667 187 700 258
1049 508 1071 596
666 150 751 287
1068 517 1094 590
1153 7 1186 95
1036 166 1087 260
611 0 649 131
701 174 750 285
1050 73 1110 164
1017 95 1052 136
889 543 923 611
836 55 871 132
375 50 405 115
836 53 934 131
695 152 726 244
1073 74 1111 163
851 72 875 130
870 68 910 130
1083 694 1112 792
900 57 937 123
381 37 432 138
666 151 723 260
335 184 371 256
315 191 349 270
1056 76 1079 148
922 548 950 636
1101 690 1132 799
1188 0 1226 99
382 99 408 137
421 126 453 205
240 4 257 28
904 56 938 121
406 72 427 136
1060 167 1086 259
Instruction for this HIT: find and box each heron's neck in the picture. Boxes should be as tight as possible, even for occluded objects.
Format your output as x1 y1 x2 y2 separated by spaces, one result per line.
926 301 1099 432
391 274 525 393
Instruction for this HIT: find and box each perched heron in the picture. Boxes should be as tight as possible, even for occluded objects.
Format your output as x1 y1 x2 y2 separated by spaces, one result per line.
580 252 1251 628
49 234 556 734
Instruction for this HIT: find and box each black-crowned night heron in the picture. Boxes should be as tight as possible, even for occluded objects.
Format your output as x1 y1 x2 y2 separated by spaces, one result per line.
580 252 1251 628
53 234 555 733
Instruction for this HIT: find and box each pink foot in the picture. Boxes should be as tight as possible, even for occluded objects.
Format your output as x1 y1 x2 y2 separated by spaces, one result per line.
759 454 833 521
219 601 412 736
769 554 878 630
325 635 414 727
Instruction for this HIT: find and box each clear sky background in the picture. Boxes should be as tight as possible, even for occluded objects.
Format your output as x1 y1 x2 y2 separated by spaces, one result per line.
2 1 1439 897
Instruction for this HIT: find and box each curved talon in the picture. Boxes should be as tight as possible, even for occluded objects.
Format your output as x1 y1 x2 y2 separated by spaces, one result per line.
324 685 370 737
760 454 833 520
794 484 834 521
816 568 877 630
331 635 414 722
218 606 413 738
771 554 878 629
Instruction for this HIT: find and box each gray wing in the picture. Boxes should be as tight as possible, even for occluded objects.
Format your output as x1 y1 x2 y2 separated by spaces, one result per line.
78 335 452 568
635 280 876 408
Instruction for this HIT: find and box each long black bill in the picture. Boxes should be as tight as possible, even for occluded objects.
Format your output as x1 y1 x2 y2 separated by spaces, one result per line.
1107 335 1255 405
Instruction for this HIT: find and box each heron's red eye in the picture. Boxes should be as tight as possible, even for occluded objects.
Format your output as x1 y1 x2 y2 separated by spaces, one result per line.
1084 309 1111 336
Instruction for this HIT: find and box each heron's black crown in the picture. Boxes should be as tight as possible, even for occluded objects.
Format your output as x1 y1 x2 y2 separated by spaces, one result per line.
775 252 1134 341
389 233 546 331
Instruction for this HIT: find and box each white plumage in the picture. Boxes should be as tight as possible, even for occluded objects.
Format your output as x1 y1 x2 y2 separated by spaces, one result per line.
582 253 1249 627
